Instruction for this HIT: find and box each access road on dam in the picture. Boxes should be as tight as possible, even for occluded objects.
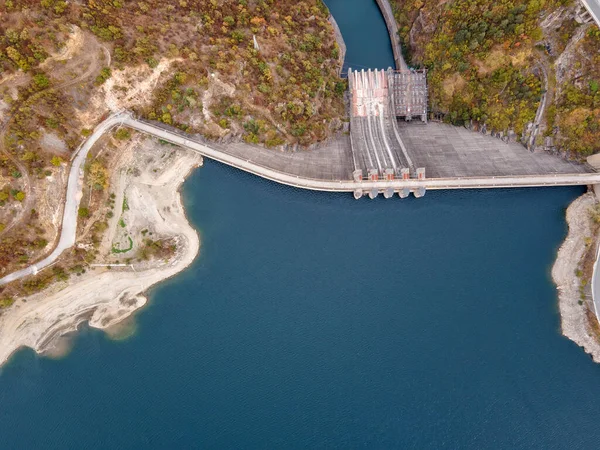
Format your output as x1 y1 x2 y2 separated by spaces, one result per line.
2 110 600 286
125 115 600 191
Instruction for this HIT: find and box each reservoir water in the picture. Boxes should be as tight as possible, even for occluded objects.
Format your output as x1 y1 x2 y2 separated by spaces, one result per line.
325 0 395 72
1 1 600 448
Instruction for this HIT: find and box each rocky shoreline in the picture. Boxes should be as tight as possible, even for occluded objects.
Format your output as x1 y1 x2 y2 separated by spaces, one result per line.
553 191 600 362
328 14 346 75
373 0 407 70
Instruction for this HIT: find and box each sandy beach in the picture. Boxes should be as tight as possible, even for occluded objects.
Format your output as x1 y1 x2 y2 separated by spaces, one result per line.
553 191 600 362
0 139 203 367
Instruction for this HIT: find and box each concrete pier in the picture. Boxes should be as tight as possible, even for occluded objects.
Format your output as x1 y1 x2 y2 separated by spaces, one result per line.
399 188 410 198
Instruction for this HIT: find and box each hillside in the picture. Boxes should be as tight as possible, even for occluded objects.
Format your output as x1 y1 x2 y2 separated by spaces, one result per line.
0 0 345 294
392 0 599 155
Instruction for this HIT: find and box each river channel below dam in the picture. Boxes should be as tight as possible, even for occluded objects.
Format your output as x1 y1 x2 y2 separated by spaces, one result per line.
2 1 600 449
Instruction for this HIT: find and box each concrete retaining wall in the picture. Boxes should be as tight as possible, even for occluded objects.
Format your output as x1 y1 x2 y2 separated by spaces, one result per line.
373 0 407 70
126 116 600 192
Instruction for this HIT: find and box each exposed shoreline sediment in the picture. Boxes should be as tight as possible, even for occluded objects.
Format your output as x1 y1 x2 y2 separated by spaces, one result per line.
553 191 600 362
0 144 203 368
2 169 598 368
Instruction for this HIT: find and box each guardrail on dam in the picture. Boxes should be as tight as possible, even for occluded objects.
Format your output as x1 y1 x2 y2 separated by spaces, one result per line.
122 115 600 200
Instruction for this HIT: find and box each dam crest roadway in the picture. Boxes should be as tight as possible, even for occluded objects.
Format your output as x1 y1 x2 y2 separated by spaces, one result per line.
1 109 598 287
125 113 597 197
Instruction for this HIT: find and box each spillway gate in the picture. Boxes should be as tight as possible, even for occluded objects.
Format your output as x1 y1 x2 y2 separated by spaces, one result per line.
348 68 428 198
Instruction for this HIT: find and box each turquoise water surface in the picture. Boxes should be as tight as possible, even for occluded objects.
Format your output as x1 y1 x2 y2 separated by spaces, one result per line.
1 1 600 448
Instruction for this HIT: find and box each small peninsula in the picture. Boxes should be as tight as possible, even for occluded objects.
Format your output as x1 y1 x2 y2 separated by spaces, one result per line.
0 136 201 365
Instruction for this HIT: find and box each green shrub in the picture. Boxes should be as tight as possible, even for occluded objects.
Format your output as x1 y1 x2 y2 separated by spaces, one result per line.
114 128 131 140
33 73 50 90
95 67 112 85
0 297 15 308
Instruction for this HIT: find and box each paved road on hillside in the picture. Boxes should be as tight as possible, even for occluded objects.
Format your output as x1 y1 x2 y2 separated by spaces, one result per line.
0 112 128 285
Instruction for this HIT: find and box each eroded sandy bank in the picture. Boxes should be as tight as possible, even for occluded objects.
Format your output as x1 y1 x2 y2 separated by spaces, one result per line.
0 139 203 368
553 192 600 362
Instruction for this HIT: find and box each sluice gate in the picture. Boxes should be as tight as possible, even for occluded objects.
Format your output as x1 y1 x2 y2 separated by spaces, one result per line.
348 67 428 199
